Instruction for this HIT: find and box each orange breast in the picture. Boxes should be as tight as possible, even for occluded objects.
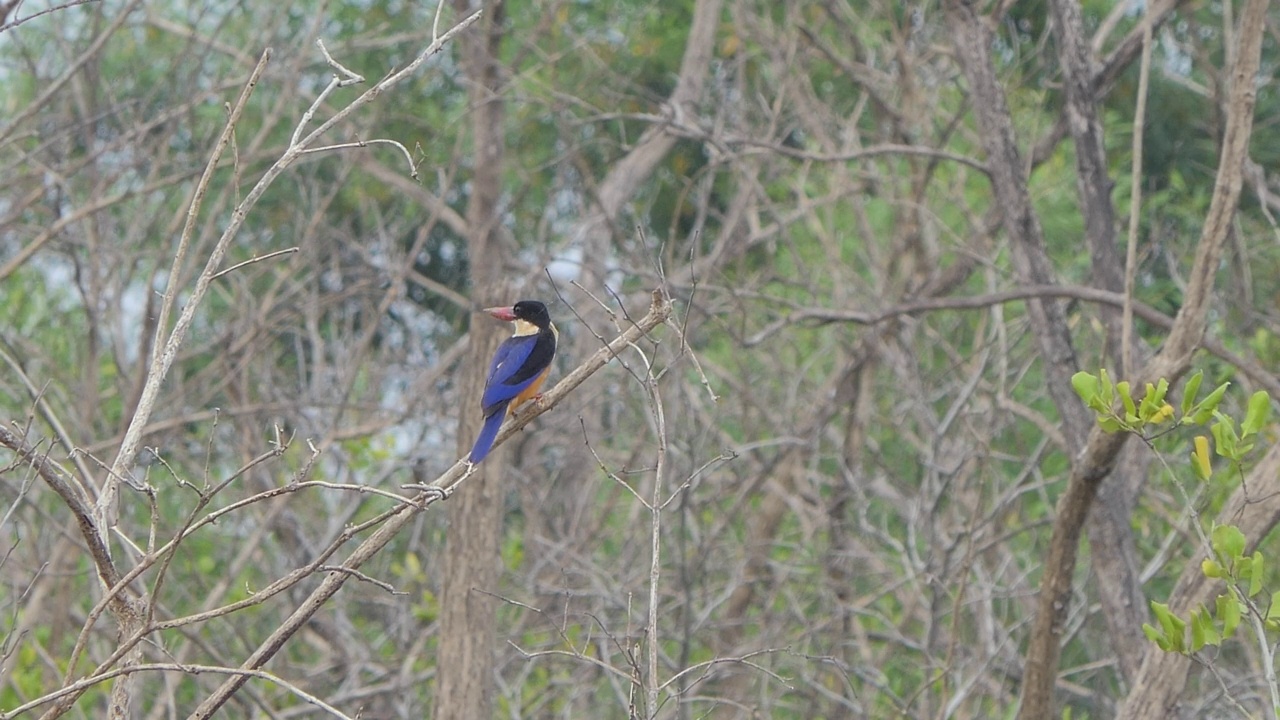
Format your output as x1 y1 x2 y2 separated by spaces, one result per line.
508 366 550 414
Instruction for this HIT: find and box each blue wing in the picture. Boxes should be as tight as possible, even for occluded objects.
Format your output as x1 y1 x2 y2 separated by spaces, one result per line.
470 328 556 464
479 334 540 415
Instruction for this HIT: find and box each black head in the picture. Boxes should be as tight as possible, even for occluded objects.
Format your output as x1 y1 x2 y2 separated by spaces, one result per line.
512 300 551 328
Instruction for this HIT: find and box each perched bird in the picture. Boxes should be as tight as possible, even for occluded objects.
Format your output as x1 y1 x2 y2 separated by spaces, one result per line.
468 300 558 464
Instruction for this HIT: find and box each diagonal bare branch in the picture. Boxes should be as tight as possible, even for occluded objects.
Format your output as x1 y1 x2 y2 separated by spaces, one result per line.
187 290 673 718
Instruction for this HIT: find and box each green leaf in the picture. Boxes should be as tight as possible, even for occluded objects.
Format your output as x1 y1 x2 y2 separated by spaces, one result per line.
1190 606 1220 650
1192 436 1213 481
1242 390 1272 437
1220 594 1242 640
1189 607 1207 651
1211 417 1239 460
1152 601 1186 653
1139 381 1163 420
1071 371 1099 404
1142 622 1167 649
1154 377 1170 405
1201 610 1221 647
1117 381 1137 420
1191 381 1231 424
1211 524 1247 563
1182 371 1204 417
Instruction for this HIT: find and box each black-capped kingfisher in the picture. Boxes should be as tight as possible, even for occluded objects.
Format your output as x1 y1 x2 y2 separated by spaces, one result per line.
468 300 558 464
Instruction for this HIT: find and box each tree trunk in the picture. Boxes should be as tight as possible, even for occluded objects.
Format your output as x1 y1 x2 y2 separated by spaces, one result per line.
434 2 508 718
1016 0 1268 712
1047 0 1146 683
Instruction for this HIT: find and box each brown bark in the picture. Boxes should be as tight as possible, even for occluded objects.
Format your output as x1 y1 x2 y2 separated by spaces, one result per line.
1017 0 1269 714
1030 0 1189 168
1088 444 1150 681
944 1 1090 447
1048 0 1146 683
434 2 509 719
1048 0 1122 325
944 5 1122 712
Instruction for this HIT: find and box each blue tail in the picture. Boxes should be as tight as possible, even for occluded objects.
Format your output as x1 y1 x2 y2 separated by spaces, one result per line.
468 405 508 463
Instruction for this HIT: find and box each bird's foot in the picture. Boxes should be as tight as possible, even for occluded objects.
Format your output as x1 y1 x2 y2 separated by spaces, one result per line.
514 394 546 419
401 483 450 504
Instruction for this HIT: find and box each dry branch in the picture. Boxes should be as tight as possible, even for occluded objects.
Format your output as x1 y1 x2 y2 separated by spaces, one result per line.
187 290 673 717
0 11 483 717
0 426 119 593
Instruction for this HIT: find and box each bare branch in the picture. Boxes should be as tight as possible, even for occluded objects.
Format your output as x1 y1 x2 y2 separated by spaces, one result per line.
5 663 356 720
210 247 299 280
187 290 673 717
104 48 273 535
0 0 99 34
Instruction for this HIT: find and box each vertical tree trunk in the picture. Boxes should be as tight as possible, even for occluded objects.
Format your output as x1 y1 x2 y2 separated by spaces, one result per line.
1047 0 1147 683
1016 0 1268 713
434 2 508 718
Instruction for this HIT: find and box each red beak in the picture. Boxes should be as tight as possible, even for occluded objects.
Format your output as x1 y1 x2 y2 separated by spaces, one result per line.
483 306 517 322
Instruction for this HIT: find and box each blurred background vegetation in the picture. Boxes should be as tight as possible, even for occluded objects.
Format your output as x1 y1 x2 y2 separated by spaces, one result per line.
2 0 1280 717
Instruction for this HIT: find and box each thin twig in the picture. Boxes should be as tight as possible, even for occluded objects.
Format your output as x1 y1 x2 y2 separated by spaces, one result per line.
431 0 446 41
1122 8 1153 379
316 38 365 84
305 480 427 506
2 663 355 720
579 417 653 510
291 39 365 149
188 290 673 717
658 647 793 692
211 247 299 280
0 0 100 34
660 451 736 510
104 48 273 537
641 335 667 718
317 566 406 596
299 138 418 178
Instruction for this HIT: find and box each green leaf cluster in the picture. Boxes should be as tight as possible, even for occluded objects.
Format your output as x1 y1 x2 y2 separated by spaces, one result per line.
1078 370 1280 683
1070 369 1178 433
